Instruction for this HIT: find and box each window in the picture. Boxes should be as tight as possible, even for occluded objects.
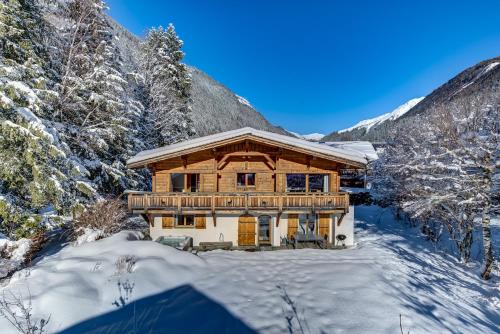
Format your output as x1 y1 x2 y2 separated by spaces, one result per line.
171 173 184 192
188 174 200 192
258 215 272 242
309 174 329 192
298 214 316 235
286 174 329 192
176 215 195 227
286 174 306 192
171 174 200 192
237 173 256 188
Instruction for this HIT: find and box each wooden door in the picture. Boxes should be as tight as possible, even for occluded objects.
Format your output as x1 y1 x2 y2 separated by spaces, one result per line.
287 214 298 238
238 214 256 246
318 214 330 240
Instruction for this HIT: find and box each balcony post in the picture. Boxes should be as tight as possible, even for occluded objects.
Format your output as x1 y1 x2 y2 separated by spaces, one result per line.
245 193 249 213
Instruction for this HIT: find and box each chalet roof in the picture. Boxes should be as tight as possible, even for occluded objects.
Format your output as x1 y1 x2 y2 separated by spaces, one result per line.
324 141 379 162
127 127 369 168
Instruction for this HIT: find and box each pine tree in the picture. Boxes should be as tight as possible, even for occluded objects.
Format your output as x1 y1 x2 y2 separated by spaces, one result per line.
0 0 89 238
57 0 148 195
141 24 195 146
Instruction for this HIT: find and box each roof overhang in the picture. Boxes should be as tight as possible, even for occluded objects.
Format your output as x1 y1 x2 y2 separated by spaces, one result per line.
127 128 368 169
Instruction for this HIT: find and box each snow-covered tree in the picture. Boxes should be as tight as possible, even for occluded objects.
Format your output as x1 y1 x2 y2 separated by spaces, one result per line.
0 0 89 238
56 0 149 195
374 94 498 279
141 24 195 146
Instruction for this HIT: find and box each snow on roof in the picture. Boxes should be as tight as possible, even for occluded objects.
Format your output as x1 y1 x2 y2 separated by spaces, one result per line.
324 141 379 162
127 127 368 168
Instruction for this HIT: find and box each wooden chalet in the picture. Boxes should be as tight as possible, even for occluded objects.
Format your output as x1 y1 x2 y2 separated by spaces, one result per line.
126 127 368 248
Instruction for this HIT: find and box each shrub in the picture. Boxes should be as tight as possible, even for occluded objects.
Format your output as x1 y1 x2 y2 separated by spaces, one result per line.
73 198 128 238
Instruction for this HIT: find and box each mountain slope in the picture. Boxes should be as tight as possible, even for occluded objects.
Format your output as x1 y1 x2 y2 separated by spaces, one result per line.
324 56 500 142
189 68 288 136
338 97 424 134
108 18 287 137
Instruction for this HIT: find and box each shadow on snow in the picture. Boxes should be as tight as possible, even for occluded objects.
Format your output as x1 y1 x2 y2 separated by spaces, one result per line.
58 284 257 334
355 205 499 333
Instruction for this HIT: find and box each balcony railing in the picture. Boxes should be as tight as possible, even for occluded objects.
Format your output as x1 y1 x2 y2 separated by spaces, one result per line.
127 192 349 213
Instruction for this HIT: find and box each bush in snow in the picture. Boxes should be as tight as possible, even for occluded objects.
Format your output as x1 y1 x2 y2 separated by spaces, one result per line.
73 198 128 241
0 289 50 334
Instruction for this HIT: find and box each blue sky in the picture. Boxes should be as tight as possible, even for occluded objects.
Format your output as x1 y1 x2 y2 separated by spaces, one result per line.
107 0 500 134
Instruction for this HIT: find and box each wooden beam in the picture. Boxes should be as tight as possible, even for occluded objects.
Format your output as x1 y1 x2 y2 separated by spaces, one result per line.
337 213 346 226
217 152 276 170
181 155 188 170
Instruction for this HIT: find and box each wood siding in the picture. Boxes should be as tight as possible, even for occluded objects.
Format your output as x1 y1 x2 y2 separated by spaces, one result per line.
149 139 347 195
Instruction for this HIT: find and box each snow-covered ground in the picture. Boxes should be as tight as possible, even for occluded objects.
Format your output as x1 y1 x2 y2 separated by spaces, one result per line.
0 206 498 333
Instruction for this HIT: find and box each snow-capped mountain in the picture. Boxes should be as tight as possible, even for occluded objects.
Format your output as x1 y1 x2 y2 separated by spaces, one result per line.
324 56 500 142
338 97 424 134
287 131 325 141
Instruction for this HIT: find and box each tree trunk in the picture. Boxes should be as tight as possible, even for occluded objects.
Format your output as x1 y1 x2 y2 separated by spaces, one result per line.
481 208 494 280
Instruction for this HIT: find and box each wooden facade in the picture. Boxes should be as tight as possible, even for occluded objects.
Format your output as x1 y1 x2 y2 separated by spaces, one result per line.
128 137 356 215
127 131 364 247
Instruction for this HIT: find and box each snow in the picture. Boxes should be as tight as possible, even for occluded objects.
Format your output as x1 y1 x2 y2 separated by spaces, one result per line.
338 97 425 133
453 61 500 97
0 236 32 278
287 130 325 141
74 228 105 245
325 141 379 161
16 107 55 143
1 207 498 333
235 94 253 108
4 81 41 111
128 127 369 168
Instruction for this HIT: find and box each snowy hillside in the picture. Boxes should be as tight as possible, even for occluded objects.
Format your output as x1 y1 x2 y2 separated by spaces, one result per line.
188 68 289 136
324 56 500 142
286 130 325 141
338 97 424 134
0 206 497 334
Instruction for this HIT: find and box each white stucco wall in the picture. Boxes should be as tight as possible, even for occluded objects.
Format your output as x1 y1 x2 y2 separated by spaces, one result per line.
150 208 355 247
333 205 355 246
151 214 238 246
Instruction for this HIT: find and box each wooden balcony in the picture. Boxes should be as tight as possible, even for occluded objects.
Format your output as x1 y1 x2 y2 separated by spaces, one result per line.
127 192 349 214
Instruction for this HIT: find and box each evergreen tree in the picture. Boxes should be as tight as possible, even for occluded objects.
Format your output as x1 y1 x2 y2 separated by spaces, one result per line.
141 24 195 146
57 0 147 195
0 0 89 238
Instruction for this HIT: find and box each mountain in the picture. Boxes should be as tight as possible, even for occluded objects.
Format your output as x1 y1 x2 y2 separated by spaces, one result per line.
324 56 500 142
323 97 424 141
108 18 287 137
286 130 325 141
338 97 424 134
188 68 288 136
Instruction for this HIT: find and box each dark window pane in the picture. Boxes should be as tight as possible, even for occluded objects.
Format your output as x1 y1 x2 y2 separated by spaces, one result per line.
309 174 328 192
185 215 194 226
237 173 246 186
247 173 255 186
286 174 306 192
171 173 184 192
190 174 200 192
177 215 195 226
258 215 271 241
